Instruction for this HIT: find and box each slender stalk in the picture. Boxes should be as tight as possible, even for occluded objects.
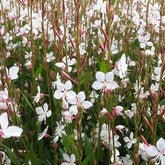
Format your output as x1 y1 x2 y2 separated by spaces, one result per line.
153 0 165 145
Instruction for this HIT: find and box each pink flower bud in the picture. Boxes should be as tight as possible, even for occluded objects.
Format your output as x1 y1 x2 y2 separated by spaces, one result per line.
143 115 154 134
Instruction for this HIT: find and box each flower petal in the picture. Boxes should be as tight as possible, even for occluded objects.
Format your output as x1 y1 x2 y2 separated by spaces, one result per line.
0 112 8 130
77 92 85 103
156 138 165 152
82 101 93 109
92 81 103 90
5 126 23 138
96 71 105 82
63 153 70 162
65 80 72 90
145 145 159 157
36 107 44 114
106 72 114 82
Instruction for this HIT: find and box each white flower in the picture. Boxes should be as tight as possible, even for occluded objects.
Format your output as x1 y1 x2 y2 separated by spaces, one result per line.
92 71 118 91
61 153 76 165
33 85 42 103
36 103 52 124
46 52 55 62
93 0 106 14
53 122 66 143
52 72 61 89
122 154 133 165
54 80 72 100
6 65 19 80
124 132 137 149
55 56 76 72
145 138 165 165
114 54 128 79
0 112 23 138
67 91 93 115
137 32 153 49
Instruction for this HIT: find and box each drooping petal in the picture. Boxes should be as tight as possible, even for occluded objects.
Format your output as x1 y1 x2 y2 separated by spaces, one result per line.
54 90 64 99
55 62 65 69
38 114 45 123
96 71 105 82
38 126 49 141
106 81 118 90
92 81 103 90
0 112 8 130
77 91 85 103
5 126 22 138
145 145 159 157
69 105 78 115
127 142 132 149
82 101 93 109
106 72 114 82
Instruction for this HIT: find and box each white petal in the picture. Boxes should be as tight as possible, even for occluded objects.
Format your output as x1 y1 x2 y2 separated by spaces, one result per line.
43 103 48 112
68 58 76 66
55 62 65 69
77 92 85 103
82 101 93 109
5 126 23 138
65 81 72 90
54 90 64 99
127 142 132 149
67 96 77 105
36 107 44 115
46 110 52 117
156 138 165 152
0 112 8 130
56 83 65 91
92 81 103 90
38 126 48 140
9 66 19 80
106 81 118 90
132 138 137 144
96 71 105 82
106 72 114 82
66 91 76 98
140 43 145 48
130 132 133 139
70 154 76 162
38 115 45 122
69 105 78 115
63 153 70 162
145 145 159 157
124 137 130 143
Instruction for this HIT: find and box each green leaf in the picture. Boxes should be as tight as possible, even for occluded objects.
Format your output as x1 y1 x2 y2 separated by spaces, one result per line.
160 99 165 106
100 60 107 73
62 134 72 154
80 72 92 85
85 134 94 164
34 63 44 78
71 143 79 159
20 90 34 111
0 140 20 165
82 155 91 165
